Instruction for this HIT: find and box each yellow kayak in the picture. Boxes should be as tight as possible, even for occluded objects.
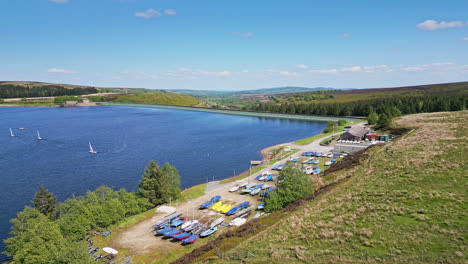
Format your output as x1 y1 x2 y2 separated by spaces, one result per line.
211 201 222 210
216 204 226 212
221 204 232 214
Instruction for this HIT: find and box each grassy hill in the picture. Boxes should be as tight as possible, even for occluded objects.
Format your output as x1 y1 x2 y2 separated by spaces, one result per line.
173 111 467 264
108 93 200 107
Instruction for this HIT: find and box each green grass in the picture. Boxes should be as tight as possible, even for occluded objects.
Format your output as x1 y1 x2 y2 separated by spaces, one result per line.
295 121 359 145
111 93 200 106
189 111 468 264
177 183 207 202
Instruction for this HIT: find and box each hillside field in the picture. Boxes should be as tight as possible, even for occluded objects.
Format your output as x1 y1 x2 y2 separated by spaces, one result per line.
173 111 467 264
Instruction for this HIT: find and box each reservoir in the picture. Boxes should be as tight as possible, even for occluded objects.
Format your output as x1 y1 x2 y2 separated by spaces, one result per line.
0 105 327 260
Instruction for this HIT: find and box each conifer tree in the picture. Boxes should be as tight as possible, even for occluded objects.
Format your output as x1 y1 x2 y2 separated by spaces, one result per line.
138 161 181 206
32 186 57 219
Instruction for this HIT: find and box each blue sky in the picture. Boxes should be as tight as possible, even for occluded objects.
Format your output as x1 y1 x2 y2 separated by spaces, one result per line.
1 0 467 90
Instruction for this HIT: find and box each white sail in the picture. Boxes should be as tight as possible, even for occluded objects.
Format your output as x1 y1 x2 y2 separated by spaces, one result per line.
37 130 42 140
89 142 97 154
10 128 14 137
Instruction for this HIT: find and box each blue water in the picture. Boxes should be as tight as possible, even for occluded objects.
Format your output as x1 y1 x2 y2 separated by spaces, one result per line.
0 105 326 260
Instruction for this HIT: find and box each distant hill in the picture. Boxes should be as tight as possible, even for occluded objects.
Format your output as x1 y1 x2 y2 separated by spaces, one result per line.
236 86 335 94
168 86 342 96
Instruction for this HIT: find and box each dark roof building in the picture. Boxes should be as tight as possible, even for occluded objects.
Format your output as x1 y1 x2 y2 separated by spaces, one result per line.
340 127 369 141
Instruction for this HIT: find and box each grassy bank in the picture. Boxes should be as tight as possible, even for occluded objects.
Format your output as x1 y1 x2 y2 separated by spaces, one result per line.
188 111 467 263
295 121 360 145
109 93 200 106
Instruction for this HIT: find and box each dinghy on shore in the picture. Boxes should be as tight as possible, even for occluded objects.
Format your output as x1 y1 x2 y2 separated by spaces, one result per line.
229 217 247 226
210 217 225 228
221 204 231 214
182 234 199 244
229 185 240 192
200 227 218 237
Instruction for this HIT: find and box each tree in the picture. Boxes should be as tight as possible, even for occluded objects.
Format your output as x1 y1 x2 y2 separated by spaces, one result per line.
138 161 181 206
33 186 57 219
4 207 92 264
377 113 390 127
368 111 378 125
264 166 315 212
0 98 4 104
337 119 347 126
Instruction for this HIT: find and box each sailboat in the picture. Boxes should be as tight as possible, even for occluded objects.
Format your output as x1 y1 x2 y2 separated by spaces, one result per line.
89 142 97 154
37 130 43 140
10 128 15 137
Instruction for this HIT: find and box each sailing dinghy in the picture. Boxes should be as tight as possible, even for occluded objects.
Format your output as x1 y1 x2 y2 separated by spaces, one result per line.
89 142 97 154
37 130 43 140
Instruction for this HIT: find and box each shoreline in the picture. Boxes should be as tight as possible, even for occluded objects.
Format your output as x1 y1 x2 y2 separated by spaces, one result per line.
1 102 363 122
106 102 364 122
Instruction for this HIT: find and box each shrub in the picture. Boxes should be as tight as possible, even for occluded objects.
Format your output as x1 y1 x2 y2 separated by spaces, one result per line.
264 166 315 212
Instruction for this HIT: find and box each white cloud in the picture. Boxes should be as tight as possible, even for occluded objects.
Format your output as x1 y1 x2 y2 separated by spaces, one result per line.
427 62 454 66
135 9 162 19
341 66 362 72
164 9 177 15
230 32 253 38
343 33 352 37
309 69 338 74
363 65 391 73
47 68 76 74
296 64 308 69
403 66 424 72
241 70 249 73
49 0 68 3
279 71 298 77
416 20 465 31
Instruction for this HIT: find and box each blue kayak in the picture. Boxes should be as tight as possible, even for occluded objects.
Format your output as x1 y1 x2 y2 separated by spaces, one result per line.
315 168 321 173
316 153 322 157
331 159 337 162
200 201 212 209
260 187 275 197
264 174 273 181
173 232 191 240
226 206 239 216
210 195 221 203
238 201 250 209
255 174 263 180
291 158 299 162
156 227 174 235
333 155 339 158
254 184 263 189
308 160 315 164
182 234 199 244
164 229 181 237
